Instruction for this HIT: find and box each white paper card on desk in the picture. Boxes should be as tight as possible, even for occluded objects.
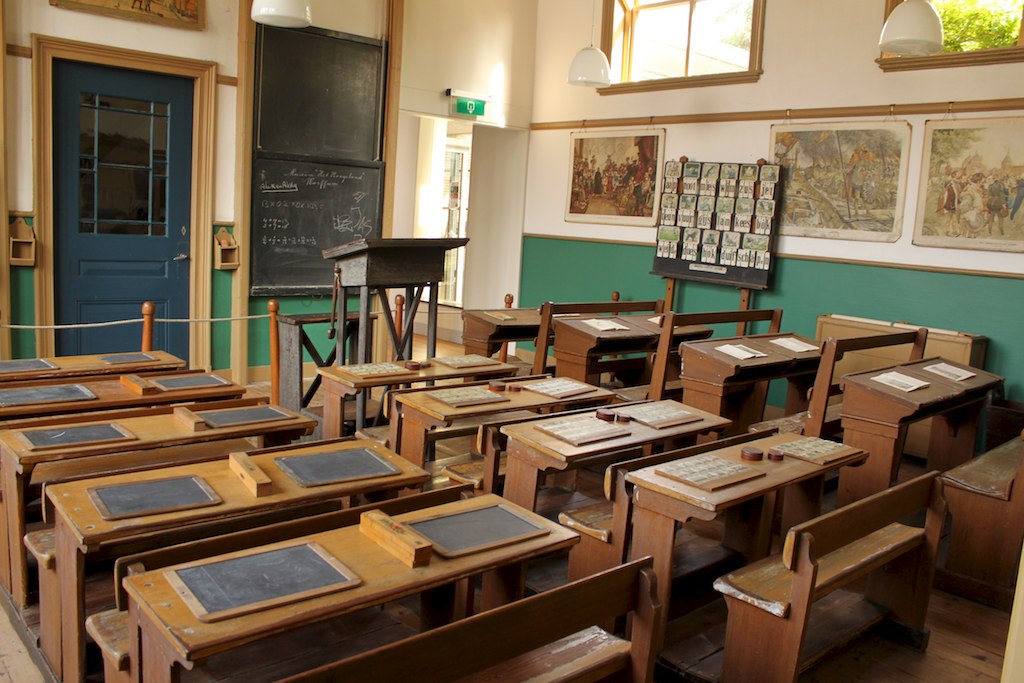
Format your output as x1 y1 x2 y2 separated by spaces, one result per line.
769 337 819 353
432 354 501 369
582 318 630 332
522 378 594 399
871 371 929 392
536 416 629 446
648 316 663 325
716 344 766 360
923 362 975 382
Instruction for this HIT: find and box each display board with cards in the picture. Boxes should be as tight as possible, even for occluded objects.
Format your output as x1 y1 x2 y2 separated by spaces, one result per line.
653 157 780 290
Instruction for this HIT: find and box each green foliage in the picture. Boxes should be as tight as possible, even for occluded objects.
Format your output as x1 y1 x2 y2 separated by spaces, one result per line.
934 0 1022 52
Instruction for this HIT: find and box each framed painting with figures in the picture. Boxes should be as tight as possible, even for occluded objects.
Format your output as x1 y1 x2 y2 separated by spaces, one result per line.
566 130 665 227
50 0 203 30
913 117 1024 253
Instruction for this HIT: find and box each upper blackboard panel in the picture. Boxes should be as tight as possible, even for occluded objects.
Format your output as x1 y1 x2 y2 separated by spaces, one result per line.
255 27 383 161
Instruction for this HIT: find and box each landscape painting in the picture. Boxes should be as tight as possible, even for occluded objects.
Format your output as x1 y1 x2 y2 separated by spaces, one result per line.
566 129 665 227
913 117 1024 253
50 0 204 30
770 122 911 242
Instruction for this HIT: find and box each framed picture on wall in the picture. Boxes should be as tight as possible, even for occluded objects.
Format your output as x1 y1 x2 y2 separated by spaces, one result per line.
913 117 1024 253
49 0 204 30
566 129 665 227
769 122 911 242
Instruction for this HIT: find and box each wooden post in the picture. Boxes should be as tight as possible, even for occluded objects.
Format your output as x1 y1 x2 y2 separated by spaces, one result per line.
268 300 280 404
499 293 514 362
737 287 754 335
141 301 155 352
663 278 677 312
394 294 405 360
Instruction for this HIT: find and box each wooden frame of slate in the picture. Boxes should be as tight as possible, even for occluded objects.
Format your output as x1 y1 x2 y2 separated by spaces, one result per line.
0 358 58 373
196 406 292 429
274 447 401 487
87 475 222 521
405 504 549 558
18 423 136 451
165 541 361 622
0 384 96 407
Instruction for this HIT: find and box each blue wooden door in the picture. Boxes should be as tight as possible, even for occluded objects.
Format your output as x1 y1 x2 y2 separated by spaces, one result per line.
53 61 193 359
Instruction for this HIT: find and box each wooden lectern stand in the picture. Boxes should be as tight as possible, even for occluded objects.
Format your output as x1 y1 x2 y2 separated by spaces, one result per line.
322 238 469 428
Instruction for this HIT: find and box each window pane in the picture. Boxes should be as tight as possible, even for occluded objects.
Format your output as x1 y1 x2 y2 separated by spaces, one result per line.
153 117 168 160
96 221 150 236
79 221 94 234
79 107 95 157
151 222 166 237
153 176 167 223
97 109 151 165
933 0 1022 52
690 0 753 76
632 4 691 80
79 172 95 218
97 167 151 221
99 96 152 113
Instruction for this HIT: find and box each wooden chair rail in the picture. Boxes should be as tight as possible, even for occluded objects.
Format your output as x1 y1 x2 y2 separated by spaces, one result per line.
670 307 783 336
277 557 662 683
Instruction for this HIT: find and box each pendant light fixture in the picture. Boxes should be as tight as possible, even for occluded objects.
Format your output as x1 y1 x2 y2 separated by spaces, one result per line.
879 0 944 56
251 0 312 28
568 0 611 87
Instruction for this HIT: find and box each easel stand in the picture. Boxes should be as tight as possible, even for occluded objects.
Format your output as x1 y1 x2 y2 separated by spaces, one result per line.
322 238 468 429
665 277 757 334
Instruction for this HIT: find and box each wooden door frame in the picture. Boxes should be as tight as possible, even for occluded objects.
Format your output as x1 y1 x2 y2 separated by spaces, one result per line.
31 34 217 367
0 0 10 359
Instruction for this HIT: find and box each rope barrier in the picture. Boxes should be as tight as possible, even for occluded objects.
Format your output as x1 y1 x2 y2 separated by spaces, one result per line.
0 313 271 330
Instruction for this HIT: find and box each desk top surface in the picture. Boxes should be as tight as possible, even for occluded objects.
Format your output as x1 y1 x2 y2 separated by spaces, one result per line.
462 308 542 333
318 359 518 390
0 351 185 384
0 403 315 467
680 333 822 382
124 494 577 661
501 400 731 465
395 378 614 422
553 315 711 352
0 372 243 419
48 439 427 545
840 357 1003 423
626 433 865 513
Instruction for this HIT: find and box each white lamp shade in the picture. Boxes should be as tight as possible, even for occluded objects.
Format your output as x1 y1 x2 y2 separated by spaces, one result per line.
251 0 312 28
879 0 943 56
568 46 611 88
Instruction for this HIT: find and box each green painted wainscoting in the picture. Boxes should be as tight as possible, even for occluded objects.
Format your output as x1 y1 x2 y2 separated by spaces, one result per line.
520 236 1024 400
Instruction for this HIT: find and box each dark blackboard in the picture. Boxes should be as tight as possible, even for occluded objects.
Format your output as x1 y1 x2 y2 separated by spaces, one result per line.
407 505 549 558
151 374 230 391
21 423 135 450
249 156 383 296
100 352 156 364
168 543 360 622
0 358 57 374
274 447 400 487
198 406 291 429
0 384 96 407
89 475 221 520
255 27 383 161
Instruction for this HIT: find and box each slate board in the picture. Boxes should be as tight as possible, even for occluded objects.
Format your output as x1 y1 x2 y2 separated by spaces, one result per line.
0 384 97 407
151 374 230 391
166 543 361 622
0 358 58 373
274 447 400 487
197 406 291 429
100 352 156 364
20 423 135 450
88 475 222 520
406 504 549 558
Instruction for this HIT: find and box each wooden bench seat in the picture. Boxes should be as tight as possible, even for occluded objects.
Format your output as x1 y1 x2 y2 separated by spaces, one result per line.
937 429 1024 609
712 471 944 683
84 609 129 683
277 557 662 683
443 453 508 490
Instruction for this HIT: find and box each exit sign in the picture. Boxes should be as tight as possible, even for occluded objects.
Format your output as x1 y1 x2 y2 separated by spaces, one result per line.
453 97 486 117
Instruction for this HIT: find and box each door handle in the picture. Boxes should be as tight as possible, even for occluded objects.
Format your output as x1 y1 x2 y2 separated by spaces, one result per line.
172 253 189 261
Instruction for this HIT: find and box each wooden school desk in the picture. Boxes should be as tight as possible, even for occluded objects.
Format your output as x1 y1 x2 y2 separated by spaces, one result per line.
392 377 616 467
0 351 185 385
679 332 822 434
461 308 543 358
0 372 244 424
0 402 315 607
44 438 427 683
552 315 711 385
625 432 866 648
122 494 578 683
837 357 1003 505
317 358 519 436
501 401 731 513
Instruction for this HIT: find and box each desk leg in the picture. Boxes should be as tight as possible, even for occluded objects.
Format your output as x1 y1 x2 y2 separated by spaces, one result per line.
56 518 86 683
139 623 179 683
0 461 9 592
928 403 982 472
356 286 371 431
553 356 589 383
785 376 814 415
480 562 526 612
420 583 456 630
2 463 29 607
839 424 905 507
38 529 64 680
321 386 346 440
779 477 824 538
502 450 541 512
398 416 430 468
480 431 504 495
627 503 676 652
723 494 774 562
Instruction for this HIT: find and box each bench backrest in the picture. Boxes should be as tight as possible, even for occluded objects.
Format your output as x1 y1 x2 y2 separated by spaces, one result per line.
783 471 942 570
278 557 661 683
531 298 665 375
803 329 928 437
113 485 471 609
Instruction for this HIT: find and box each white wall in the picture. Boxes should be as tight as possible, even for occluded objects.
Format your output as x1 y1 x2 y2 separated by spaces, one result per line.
526 0 1024 276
